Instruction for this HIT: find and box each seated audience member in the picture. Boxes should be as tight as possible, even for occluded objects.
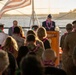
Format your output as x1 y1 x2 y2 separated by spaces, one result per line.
16 46 29 68
27 51 36 56
42 49 67 75
60 23 73 50
26 34 44 58
42 49 57 67
32 25 39 31
20 55 44 75
0 50 9 75
37 27 51 50
16 46 29 75
3 36 18 58
42 14 56 31
26 30 44 49
3 51 17 75
0 24 8 48
12 26 25 48
18 26 25 39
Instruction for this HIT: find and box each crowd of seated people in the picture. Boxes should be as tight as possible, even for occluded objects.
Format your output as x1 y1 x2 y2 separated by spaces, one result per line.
0 19 76 75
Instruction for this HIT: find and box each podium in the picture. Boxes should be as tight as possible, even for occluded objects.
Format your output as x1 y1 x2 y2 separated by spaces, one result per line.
47 31 59 66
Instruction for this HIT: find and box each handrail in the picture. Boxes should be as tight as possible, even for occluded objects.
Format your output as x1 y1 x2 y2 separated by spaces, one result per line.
4 27 65 29
4 27 30 29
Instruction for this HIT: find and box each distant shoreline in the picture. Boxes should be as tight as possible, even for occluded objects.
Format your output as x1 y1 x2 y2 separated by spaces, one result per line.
2 11 76 20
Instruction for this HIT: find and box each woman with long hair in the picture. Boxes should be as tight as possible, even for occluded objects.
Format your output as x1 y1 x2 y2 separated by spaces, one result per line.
37 27 51 50
3 36 18 58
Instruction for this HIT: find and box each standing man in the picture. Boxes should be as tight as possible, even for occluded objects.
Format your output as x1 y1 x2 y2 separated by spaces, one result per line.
42 14 56 31
60 23 73 50
8 20 18 36
62 20 76 75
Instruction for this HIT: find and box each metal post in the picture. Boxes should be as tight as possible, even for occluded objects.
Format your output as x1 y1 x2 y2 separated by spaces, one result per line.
32 0 34 25
49 0 50 13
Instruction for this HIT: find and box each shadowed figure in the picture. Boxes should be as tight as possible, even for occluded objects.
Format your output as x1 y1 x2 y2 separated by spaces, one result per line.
16 46 29 68
20 55 44 75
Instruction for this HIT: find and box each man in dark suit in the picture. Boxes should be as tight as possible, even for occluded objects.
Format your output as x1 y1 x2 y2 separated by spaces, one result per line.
8 20 18 36
42 14 56 31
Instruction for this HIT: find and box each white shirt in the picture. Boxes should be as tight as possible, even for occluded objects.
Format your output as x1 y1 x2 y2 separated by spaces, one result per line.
0 32 8 45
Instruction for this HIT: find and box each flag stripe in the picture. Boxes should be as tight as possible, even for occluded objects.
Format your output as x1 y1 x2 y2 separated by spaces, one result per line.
3 0 30 9
0 0 31 18
6 0 26 6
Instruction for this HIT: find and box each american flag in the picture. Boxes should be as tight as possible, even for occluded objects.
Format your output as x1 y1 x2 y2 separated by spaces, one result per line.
0 0 31 18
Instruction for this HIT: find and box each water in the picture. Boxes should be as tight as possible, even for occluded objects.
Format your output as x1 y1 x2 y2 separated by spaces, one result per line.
0 15 74 35
0 15 74 27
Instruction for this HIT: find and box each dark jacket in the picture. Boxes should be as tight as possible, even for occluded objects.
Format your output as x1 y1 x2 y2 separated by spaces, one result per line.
42 21 55 31
42 38 51 50
8 27 13 36
45 67 67 75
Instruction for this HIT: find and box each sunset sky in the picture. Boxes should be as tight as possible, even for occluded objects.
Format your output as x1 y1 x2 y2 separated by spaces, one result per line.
0 0 76 15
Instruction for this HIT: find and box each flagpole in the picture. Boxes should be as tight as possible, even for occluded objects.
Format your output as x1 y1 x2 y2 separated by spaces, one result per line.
32 0 34 25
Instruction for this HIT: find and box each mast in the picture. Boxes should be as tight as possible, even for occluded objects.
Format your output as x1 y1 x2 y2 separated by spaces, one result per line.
32 0 34 25
49 0 50 13
31 0 40 26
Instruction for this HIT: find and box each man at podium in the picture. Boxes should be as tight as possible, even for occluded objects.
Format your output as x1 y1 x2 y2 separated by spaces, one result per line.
42 14 56 31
